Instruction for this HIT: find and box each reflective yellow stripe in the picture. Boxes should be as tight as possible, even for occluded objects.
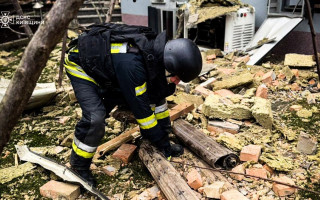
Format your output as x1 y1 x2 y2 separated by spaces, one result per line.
167 156 172 161
64 56 98 85
135 82 147 96
72 142 95 159
155 110 170 120
69 47 79 53
111 49 120 54
111 42 127 54
137 114 157 129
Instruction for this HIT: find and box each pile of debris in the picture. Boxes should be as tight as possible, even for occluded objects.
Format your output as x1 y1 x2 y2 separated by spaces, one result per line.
0 41 320 200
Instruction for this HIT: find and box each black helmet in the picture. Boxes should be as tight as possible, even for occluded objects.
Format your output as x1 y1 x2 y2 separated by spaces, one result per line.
163 38 202 82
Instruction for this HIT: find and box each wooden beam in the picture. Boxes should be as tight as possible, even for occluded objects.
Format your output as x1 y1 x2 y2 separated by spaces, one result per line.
172 119 239 169
139 141 199 200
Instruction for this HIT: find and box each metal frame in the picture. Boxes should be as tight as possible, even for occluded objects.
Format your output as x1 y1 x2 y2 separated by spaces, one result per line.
268 0 305 18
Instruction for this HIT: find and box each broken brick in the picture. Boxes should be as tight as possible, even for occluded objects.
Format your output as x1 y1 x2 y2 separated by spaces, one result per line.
291 69 299 78
221 189 249 200
256 84 268 99
254 71 265 77
234 55 250 63
261 71 276 84
277 73 286 80
187 169 203 190
206 54 216 60
309 79 316 85
112 144 137 164
170 103 195 121
273 176 296 196
40 180 80 200
271 80 280 86
240 145 261 162
214 89 235 97
194 85 214 97
246 168 268 179
207 125 225 135
230 164 245 181
263 164 274 175
291 83 301 91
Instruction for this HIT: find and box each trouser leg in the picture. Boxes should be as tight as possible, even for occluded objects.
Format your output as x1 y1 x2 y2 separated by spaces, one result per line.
67 75 114 170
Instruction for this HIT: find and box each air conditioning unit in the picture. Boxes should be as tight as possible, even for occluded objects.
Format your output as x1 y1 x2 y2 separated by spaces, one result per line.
184 7 255 53
224 7 256 52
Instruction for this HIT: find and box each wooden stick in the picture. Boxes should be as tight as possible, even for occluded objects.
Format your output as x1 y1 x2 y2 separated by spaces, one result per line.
139 141 199 200
105 0 116 23
58 31 68 88
305 0 320 80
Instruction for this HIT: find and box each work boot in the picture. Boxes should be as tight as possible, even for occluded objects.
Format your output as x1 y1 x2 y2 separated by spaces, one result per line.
162 144 184 159
74 169 97 187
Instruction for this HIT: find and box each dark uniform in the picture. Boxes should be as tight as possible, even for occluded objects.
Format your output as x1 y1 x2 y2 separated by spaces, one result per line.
64 43 172 171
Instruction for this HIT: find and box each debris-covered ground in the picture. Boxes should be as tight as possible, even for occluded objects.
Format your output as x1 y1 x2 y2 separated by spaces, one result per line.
1 36 320 200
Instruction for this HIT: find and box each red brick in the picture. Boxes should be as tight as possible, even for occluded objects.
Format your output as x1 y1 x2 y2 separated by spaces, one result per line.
273 176 296 196
271 80 280 86
214 89 235 97
290 83 301 91
217 68 236 75
317 83 320 89
240 145 261 162
187 169 203 190
261 71 276 84
291 69 299 78
277 73 286 80
170 103 195 121
234 55 250 63
206 54 216 60
40 180 80 200
245 168 268 179
112 144 137 164
221 189 249 200
194 85 214 97
207 125 225 135
254 71 265 77
263 164 274 175
309 79 316 85
230 164 245 181
289 105 302 111
256 84 268 99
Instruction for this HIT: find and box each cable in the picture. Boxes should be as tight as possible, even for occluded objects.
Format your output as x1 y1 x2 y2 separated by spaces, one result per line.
170 160 320 196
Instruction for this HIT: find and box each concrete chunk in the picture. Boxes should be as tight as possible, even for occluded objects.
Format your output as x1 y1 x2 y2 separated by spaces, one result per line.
202 95 252 120
203 181 227 199
284 53 316 67
251 97 273 129
221 189 249 200
297 132 317 154
212 72 254 91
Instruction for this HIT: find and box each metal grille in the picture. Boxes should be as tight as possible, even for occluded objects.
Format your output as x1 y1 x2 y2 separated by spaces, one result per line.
232 24 254 50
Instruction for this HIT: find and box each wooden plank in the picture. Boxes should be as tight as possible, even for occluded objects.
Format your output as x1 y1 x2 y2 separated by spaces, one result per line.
139 141 199 200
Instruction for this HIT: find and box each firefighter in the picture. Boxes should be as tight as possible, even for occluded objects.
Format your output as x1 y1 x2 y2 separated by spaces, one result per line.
64 24 202 186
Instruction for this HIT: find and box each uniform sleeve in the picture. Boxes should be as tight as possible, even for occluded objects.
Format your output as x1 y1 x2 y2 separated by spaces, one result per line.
113 54 168 143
